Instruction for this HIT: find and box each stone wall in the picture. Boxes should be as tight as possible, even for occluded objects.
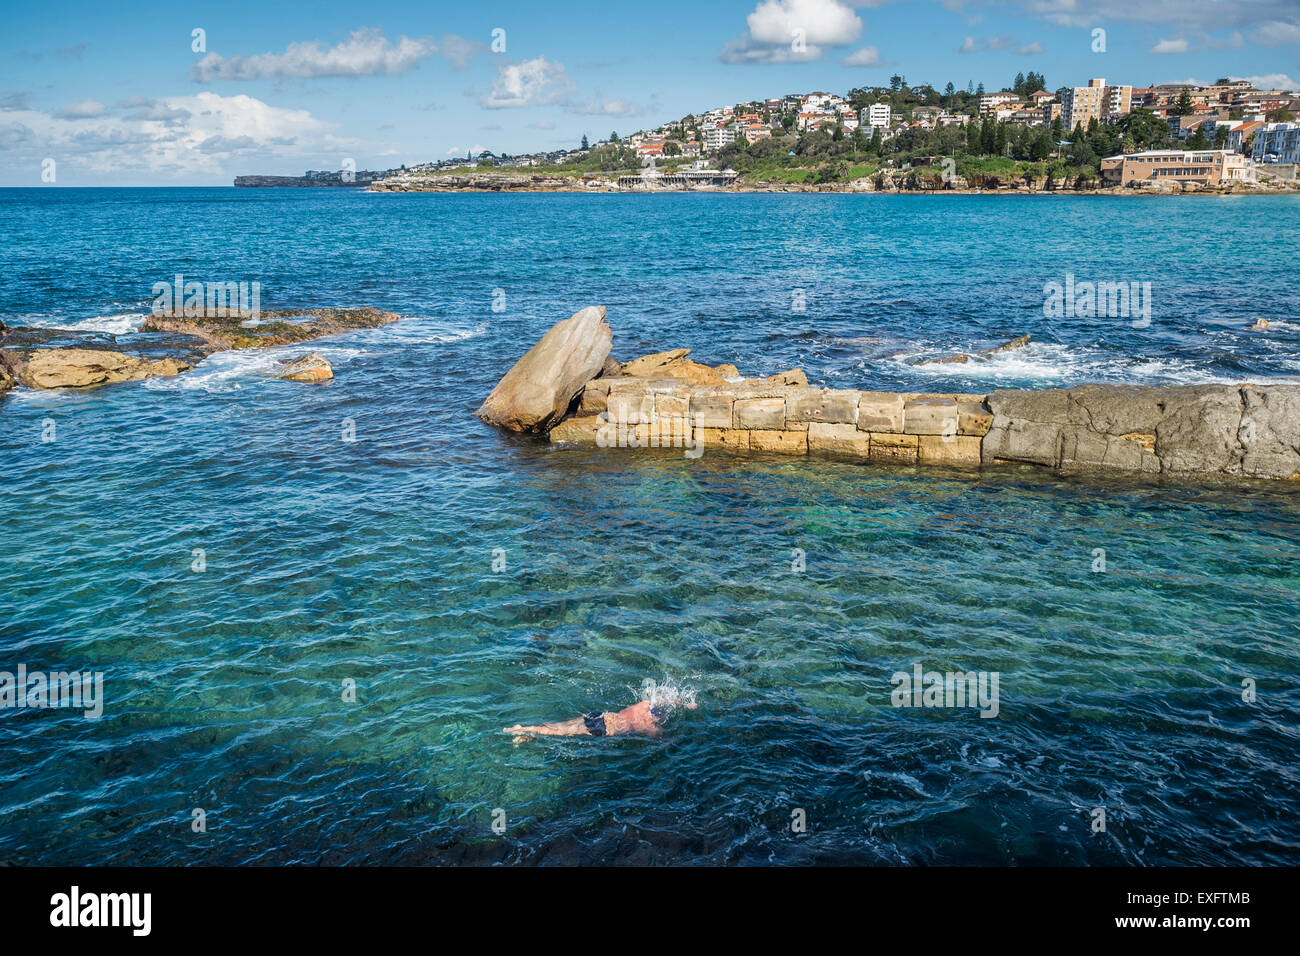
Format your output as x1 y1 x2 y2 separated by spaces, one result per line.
549 376 1300 482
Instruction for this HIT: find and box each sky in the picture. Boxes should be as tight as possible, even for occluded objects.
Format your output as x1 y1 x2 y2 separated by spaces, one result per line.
2 0 1298 185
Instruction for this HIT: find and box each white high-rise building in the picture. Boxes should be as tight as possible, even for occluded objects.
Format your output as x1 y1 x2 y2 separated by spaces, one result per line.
861 103 891 129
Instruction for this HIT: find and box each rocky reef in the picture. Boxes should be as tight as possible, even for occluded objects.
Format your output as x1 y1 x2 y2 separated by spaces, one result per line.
0 307 398 397
477 307 1300 484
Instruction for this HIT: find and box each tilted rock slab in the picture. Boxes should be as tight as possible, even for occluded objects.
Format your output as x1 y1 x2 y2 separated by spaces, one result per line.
476 305 613 433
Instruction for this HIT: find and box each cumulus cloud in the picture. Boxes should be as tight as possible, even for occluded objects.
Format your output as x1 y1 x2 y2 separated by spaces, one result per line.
55 98 107 119
529 120 556 129
720 0 864 63
1231 73 1300 91
1015 42 1044 55
1151 38 1190 54
841 46 883 66
0 92 30 111
190 27 437 82
0 91 348 182
480 56 575 108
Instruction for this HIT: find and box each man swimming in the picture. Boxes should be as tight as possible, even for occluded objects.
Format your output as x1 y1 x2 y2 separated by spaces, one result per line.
504 698 695 740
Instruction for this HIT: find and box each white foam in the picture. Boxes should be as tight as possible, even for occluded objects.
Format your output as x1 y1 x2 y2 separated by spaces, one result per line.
894 341 1250 387
637 676 699 714
8 312 148 335
143 344 373 393
349 317 489 345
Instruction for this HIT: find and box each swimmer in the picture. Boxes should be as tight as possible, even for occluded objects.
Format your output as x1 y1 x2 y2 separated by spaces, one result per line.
504 698 696 740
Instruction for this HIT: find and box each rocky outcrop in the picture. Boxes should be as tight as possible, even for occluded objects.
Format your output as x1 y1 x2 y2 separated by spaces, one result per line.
476 305 613 433
983 384 1300 480
12 348 192 389
0 306 398 396
277 352 333 383
620 349 739 386
142 307 399 350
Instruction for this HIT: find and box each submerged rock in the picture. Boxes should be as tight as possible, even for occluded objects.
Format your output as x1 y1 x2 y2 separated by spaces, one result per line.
277 352 333 382
477 305 613 433
925 334 1031 365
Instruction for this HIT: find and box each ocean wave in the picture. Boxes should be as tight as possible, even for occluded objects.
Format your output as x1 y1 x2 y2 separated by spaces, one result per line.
351 318 489 345
6 312 148 335
143 344 374 393
892 341 1249 387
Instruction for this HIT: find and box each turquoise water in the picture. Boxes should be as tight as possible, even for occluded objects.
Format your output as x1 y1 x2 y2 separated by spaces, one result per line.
1 188 1298 865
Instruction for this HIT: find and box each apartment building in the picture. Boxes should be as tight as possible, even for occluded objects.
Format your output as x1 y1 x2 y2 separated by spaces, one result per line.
1100 149 1256 186
978 91 1019 114
702 125 735 152
862 103 891 128
1252 122 1300 164
1061 78 1133 130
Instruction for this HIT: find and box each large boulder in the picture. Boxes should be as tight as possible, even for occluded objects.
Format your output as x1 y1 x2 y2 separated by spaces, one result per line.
477 305 612 433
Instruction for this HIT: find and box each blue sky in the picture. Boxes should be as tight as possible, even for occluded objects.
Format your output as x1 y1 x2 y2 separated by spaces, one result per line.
2 0 1298 185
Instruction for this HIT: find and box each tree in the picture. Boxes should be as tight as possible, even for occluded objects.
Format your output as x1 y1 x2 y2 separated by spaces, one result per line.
610 131 620 143
1266 108 1295 122
976 82 985 95
1213 126 1229 148
1030 129 1051 161
1171 90 1194 116
1186 126 1209 150
580 134 589 150
1014 72 1026 95
890 74 903 92
944 81 955 105
869 126 882 155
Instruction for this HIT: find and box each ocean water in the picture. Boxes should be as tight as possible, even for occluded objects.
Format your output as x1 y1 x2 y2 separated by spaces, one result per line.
1 187 1298 865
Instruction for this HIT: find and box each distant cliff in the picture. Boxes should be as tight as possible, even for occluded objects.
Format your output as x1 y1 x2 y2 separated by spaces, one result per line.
234 169 399 188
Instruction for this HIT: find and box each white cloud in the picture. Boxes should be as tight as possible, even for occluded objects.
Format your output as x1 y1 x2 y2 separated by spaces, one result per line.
1014 0 1299 32
720 0 863 63
190 28 436 82
957 34 1017 54
0 91 347 182
567 97 645 117
1231 73 1300 91
841 46 882 66
529 120 556 130
1016 42 1044 55
1249 20 1300 46
480 56 575 108
1151 38 1190 54
55 98 107 118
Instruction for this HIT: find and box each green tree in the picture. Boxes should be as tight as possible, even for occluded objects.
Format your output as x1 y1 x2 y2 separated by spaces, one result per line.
1186 126 1209 149
580 134 589 150
1171 90 1194 116
1266 108 1295 122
